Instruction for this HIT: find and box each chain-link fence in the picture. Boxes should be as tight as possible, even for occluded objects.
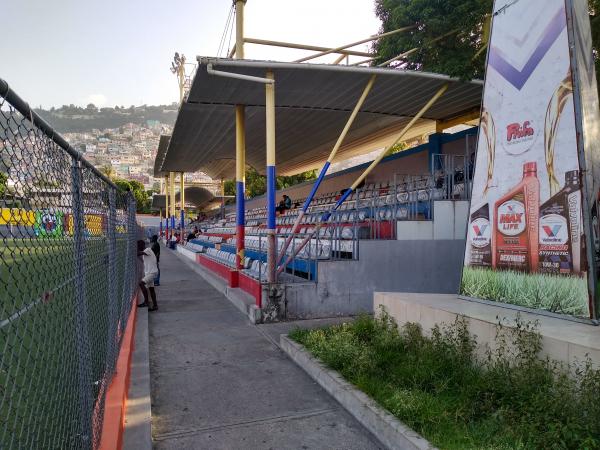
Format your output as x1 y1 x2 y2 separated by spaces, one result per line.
0 79 139 449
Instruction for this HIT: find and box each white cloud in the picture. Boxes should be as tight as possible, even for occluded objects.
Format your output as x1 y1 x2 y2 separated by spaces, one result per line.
85 93 107 107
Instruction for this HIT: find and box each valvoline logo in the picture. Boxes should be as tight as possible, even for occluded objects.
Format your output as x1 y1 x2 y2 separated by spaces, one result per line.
506 121 534 142
470 218 491 248
542 225 561 237
473 223 488 236
539 214 568 245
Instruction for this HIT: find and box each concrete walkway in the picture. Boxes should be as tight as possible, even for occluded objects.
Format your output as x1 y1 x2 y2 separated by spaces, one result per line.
148 246 382 449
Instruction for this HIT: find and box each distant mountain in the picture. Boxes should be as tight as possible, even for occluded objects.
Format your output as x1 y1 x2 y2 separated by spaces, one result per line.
34 104 179 133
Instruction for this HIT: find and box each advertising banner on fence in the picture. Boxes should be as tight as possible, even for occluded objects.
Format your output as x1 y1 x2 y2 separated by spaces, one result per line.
461 0 600 318
0 208 35 226
34 210 64 237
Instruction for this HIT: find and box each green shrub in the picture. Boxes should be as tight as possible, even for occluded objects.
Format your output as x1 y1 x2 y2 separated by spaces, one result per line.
289 310 600 449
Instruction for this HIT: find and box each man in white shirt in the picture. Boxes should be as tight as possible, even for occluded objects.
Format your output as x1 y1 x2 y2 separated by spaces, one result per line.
137 240 158 311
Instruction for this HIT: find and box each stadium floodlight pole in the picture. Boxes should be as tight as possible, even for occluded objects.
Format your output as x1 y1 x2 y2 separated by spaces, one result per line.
277 83 449 274
277 74 377 265
235 0 247 271
266 70 277 283
242 37 373 58
171 53 187 103
293 26 415 63
180 172 185 232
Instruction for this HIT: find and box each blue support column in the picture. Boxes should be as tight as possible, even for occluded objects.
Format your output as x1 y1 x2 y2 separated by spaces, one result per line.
428 132 444 172
267 166 276 230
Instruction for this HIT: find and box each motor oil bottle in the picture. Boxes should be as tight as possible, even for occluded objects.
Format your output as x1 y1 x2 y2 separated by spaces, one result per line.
538 170 582 275
468 203 492 267
492 162 540 272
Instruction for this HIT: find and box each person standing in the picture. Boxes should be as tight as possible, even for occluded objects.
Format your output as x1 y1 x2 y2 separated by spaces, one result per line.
137 240 159 311
151 235 161 286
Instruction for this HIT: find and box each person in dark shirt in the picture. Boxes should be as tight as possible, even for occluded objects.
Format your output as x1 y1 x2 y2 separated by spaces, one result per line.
276 195 292 214
151 235 161 286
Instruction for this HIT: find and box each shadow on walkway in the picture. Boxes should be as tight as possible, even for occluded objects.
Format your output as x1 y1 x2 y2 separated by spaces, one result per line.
148 246 382 450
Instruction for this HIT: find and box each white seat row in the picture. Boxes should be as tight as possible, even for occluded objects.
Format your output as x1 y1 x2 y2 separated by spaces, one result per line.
186 242 206 253
202 227 235 235
204 248 252 269
244 260 268 281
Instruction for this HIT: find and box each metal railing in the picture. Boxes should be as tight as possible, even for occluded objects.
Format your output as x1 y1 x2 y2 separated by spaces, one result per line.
0 79 139 449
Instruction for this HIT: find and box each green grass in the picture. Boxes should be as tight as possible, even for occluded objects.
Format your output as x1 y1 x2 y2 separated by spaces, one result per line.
290 313 600 450
1 235 134 448
461 267 589 317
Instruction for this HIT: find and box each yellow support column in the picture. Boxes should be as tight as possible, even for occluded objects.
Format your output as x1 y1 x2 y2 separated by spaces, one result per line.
235 106 246 270
164 175 170 238
169 172 176 237
235 0 246 271
235 0 246 59
265 70 276 283
180 172 185 232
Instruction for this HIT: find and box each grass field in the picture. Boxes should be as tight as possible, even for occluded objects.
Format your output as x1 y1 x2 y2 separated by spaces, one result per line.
460 266 589 317
0 235 134 448
291 314 600 449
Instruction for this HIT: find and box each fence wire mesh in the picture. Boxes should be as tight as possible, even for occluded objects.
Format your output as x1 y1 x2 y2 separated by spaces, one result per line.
0 84 139 449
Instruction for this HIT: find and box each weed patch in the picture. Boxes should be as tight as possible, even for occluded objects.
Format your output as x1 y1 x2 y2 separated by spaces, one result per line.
290 312 600 449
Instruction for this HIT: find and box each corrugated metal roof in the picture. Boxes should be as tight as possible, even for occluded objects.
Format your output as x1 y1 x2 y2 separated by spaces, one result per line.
151 188 229 210
153 135 171 177
159 58 483 179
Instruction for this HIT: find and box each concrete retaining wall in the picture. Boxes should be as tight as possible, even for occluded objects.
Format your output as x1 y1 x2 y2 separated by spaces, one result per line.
284 239 465 319
374 293 600 369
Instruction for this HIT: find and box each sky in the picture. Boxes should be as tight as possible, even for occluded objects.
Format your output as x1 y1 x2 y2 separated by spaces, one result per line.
2 0 382 108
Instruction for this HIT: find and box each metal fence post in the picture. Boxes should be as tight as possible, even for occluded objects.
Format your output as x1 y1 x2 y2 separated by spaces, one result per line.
71 158 93 449
127 193 137 322
106 187 118 375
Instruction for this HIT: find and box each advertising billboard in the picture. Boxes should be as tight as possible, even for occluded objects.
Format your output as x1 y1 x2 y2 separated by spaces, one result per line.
65 213 106 236
34 211 64 237
0 208 35 226
461 0 600 318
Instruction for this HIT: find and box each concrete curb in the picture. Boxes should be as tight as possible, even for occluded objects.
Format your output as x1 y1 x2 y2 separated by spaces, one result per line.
122 307 152 450
172 248 262 324
280 335 436 450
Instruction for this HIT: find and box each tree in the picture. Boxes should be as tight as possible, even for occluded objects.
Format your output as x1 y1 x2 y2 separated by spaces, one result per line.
0 172 7 197
223 167 318 199
372 0 492 80
114 178 152 213
114 179 132 192
100 165 115 180
276 169 318 190
373 0 600 89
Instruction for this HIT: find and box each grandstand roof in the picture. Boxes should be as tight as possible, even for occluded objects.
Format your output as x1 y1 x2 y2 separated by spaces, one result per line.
151 187 231 210
154 135 171 177
157 58 483 179
151 194 166 209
